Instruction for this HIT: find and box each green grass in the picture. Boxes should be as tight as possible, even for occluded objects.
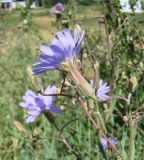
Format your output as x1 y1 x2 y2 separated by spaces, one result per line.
0 10 23 29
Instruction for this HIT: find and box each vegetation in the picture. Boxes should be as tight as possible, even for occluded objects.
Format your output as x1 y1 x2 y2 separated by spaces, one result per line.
0 1 144 160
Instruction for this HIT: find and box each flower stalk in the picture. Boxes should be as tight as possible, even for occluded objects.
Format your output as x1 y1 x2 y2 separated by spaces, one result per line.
128 114 135 160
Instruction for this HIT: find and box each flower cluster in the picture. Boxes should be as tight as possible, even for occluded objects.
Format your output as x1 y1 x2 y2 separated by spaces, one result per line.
50 2 65 16
20 28 111 123
20 86 62 123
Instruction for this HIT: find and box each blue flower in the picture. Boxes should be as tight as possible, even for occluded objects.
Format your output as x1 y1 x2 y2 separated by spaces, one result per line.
96 80 110 101
33 28 85 75
50 2 65 16
101 137 117 150
19 86 62 123
90 79 110 101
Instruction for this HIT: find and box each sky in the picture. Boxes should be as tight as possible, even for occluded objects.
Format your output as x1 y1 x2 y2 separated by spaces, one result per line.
120 0 143 12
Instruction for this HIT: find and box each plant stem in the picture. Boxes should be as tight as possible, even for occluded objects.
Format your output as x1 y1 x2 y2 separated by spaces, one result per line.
60 133 82 160
79 98 122 158
95 102 107 133
128 114 135 160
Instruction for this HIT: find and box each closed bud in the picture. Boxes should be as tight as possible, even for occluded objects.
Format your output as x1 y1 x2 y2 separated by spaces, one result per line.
83 53 87 58
77 59 81 66
72 99 76 105
94 61 99 71
129 76 137 92
122 71 127 80
139 62 143 69
68 11 72 18
75 24 82 32
27 66 42 90
65 80 73 87
13 120 28 137
23 19 28 25
94 61 100 88
128 61 132 65
123 116 128 122
33 129 39 137
60 105 65 110
56 87 61 94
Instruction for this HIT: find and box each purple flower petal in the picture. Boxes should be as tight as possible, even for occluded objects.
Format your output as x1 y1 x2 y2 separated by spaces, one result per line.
50 106 62 114
56 31 71 56
76 30 85 55
33 67 56 75
35 97 45 111
43 86 56 105
101 138 108 150
33 28 85 74
64 28 75 49
27 110 41 116
96 79 110 101
26 116 37 123
101 137 117 150
40 44 54 56
50 45 65 61
74 28 79 44
51 37 65 53
20 86 62 123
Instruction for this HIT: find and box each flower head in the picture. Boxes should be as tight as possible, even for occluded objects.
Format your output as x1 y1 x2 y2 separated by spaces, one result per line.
19 86 62 123
96 80 110 101
33 28 85 75
101 137 117 150
50 2 65 16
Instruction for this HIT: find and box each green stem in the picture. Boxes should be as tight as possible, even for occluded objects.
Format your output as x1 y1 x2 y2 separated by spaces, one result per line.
88 99 107 133
128 114 135 160
95 102 107 133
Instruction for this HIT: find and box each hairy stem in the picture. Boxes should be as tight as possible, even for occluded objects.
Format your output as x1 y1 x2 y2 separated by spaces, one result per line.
128 114 135 160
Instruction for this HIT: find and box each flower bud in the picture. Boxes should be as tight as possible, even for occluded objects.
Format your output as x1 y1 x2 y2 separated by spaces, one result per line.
23 19 28 25
27 66 42 90
128 61 132 65
65 80 73 87
83 53 87 59
93 61 100 89
56 87 61 94
60 105 65 110
33 129 39 137
94 61 99 71
13 120 28 137
139 62 143 70
75 24 82 32
123 115 128 122
129 76 137 92
68 11 72 18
